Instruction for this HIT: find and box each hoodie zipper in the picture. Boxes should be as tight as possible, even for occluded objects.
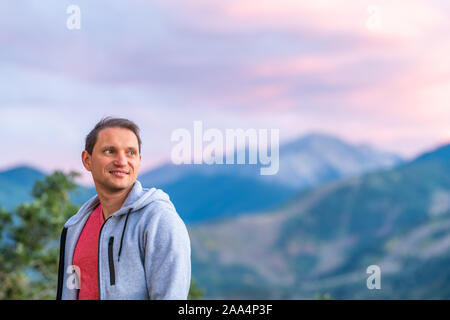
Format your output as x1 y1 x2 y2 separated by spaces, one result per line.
97 208 132 298
97 216 111 300
108 237 116 285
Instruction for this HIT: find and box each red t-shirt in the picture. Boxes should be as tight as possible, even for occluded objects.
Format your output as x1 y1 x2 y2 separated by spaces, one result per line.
73 203 105 300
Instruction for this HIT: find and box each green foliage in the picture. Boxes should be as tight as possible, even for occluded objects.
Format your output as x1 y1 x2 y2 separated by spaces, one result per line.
316 293 332 300
0 170 79 299
0 171 203 299
188 278 204 299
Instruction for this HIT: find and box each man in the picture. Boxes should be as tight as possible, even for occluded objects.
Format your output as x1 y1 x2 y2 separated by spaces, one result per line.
56 117 191 300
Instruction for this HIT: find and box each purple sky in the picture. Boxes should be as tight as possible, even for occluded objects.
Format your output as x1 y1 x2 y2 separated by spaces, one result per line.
1 0 450 186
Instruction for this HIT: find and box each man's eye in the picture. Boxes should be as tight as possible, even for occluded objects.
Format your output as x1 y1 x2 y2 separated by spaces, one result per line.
105 149 113 154
128 150 135 155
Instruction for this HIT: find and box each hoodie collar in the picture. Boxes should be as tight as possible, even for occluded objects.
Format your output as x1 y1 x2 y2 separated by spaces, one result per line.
64 180 158 228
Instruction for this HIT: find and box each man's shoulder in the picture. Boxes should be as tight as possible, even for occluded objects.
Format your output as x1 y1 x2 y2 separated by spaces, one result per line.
136 194 187 230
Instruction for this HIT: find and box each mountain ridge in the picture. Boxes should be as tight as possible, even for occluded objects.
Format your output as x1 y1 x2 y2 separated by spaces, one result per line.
188 141 450 298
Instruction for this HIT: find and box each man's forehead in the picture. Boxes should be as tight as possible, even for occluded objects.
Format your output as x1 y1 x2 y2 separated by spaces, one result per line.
97 127 139 145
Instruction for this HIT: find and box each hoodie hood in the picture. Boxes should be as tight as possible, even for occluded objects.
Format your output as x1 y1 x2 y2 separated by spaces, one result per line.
64 180 171 228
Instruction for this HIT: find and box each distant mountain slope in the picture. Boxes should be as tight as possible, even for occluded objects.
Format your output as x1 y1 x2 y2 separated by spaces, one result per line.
160 172 294 223
412 143 450 163
0 166 46 210
276 133 403 188
0 166 95 211
141 133 403 189
189 143 450 299
140 132 403 223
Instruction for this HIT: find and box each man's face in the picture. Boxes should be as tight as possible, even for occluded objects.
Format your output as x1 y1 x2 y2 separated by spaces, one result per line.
82 127 141 193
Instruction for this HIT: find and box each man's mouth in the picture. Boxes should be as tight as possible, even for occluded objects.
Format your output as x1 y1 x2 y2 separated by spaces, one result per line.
109 170 130 178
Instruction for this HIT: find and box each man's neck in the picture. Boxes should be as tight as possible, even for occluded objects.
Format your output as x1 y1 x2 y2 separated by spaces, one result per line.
96 183 135 220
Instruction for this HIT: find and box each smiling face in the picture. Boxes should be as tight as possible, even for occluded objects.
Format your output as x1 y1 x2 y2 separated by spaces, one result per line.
82 127 141 193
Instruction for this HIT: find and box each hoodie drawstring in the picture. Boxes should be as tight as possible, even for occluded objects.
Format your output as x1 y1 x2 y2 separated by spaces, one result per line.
118 208 132 261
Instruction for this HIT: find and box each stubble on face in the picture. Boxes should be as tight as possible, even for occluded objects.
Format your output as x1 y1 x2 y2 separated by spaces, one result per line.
87 127 141 194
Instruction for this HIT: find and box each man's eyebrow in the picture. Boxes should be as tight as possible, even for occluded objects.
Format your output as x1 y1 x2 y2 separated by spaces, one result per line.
101 145 138 151
102 145 116 150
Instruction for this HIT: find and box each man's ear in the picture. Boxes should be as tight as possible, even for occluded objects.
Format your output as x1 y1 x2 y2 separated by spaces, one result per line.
81 150 92 172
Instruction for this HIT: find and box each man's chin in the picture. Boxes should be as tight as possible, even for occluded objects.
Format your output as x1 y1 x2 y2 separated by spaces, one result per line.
100 179 133 193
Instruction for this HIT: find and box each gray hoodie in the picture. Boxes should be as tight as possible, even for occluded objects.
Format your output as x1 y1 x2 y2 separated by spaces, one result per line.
56 180 191 300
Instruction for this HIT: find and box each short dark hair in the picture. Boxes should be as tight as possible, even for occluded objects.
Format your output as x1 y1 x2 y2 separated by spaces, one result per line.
85 117 142 155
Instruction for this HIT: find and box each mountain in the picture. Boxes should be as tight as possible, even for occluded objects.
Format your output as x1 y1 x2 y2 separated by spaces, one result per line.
142 133 403 189
275 133 403 188
188 143 450 299
0 166 95 211
140 132 402 223
158 171 295 223
0 166 46 210
412 143 450 163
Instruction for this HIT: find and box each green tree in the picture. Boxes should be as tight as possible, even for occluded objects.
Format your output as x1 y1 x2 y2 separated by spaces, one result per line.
316 293 332 300
0 171 204 299
188 278 204 299
0 171 79 299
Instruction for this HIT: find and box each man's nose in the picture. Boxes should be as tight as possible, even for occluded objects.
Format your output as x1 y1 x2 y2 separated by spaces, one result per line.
114 151 128 166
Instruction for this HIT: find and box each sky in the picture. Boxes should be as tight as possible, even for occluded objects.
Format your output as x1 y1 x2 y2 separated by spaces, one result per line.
1 0 450 186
